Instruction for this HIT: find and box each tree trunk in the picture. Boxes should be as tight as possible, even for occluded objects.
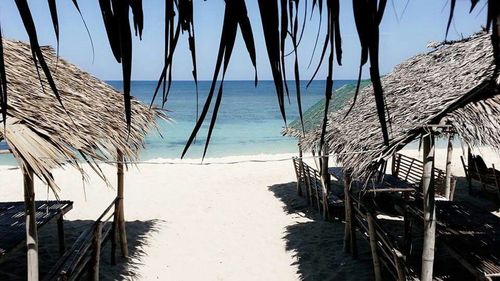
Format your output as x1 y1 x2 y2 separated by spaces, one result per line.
117 151 128 257
23 167 39 281
421 132 436 281
445 133 453 200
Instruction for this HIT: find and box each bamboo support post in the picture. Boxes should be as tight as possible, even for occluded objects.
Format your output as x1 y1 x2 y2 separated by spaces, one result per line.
421 132 436 281
444 133 453 200
57 215 65 255
467 146 473 195
343 173 357 257
393 249 407 281
117 151 128 257
343 174 351 253
90 222 102 281
23 167 39 281
320 147 331 192
297 146 303 196
492 164 500 201
366 211 382 281
110 213 117 265
320 147 331 220
403 207 412 256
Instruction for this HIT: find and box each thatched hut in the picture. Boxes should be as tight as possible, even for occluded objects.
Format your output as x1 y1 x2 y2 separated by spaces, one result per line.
0 39 164 279
300 31 500 281
301 31 499 178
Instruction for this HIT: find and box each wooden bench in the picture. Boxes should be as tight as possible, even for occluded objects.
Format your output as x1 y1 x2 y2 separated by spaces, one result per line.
43 198 120 281
392 153 456 200
406 199 500 280
292 157 306 197
461 154 500 201
351 195 416 281
292 158 343 219
0 201 73 261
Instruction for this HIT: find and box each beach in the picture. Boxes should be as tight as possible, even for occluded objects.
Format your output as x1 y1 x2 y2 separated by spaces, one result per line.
0 147 498 280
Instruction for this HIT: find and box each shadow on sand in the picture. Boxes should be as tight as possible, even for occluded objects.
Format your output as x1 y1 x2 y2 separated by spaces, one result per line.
0 219 163 280
268 182 373 281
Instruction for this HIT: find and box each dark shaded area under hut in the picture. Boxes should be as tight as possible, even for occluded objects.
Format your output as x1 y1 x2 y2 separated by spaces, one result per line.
0 219 162 280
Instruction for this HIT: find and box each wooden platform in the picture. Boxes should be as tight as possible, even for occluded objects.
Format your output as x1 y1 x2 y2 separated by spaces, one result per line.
406 199 500 280
0 201 73 259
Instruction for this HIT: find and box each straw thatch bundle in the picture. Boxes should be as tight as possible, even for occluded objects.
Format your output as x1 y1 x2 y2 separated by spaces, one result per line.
301 32 500 178
1 39 165 192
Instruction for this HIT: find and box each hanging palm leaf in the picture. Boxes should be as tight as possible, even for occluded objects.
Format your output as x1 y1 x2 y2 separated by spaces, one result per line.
4 0 500 159
319 0 342 151
350 0 389 145
178 0 200 119
182 0 257 159
98 0 143 129
15 0 64 109
47 0 59 55
258 0 287 123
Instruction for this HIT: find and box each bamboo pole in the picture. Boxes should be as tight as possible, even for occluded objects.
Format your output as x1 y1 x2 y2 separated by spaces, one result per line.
343 173 356 257
467 146 473 195
57 215 65 255
367 211 382 281
297 146 303 196
320 146 331 192
343 173 351 253
23 167 39 281
444 133 453 200
117 151 128 257
90 221 102 281
421 132 436 281
320 146 330 220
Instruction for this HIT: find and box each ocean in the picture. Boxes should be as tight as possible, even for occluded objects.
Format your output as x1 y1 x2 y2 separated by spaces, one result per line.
0 79 452 165
108 80 355 160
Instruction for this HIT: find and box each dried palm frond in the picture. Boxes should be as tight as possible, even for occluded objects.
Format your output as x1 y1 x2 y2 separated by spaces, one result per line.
0 39 166 193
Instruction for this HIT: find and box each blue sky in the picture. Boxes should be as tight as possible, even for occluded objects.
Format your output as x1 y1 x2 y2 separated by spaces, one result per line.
0 0 488 81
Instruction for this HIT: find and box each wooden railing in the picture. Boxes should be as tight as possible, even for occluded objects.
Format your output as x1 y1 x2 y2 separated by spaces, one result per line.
44 197 122 281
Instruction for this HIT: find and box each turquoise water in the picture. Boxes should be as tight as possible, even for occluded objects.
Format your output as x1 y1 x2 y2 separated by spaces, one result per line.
109 80 354 159
0 80 354 164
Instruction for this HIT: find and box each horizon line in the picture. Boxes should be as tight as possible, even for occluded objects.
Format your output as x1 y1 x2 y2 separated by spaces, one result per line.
104 79 360 82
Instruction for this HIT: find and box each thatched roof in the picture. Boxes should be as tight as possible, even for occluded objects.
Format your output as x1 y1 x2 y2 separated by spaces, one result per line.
283 80 371 138
301 32 500 177
1 39 164 192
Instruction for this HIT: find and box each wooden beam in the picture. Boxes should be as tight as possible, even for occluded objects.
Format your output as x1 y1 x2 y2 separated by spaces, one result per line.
23 167 39 281
421 132 436 281
444 133 453 200
117 151 128 257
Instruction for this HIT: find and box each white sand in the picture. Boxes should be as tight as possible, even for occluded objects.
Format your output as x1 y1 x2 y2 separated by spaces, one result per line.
0 147 498 280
